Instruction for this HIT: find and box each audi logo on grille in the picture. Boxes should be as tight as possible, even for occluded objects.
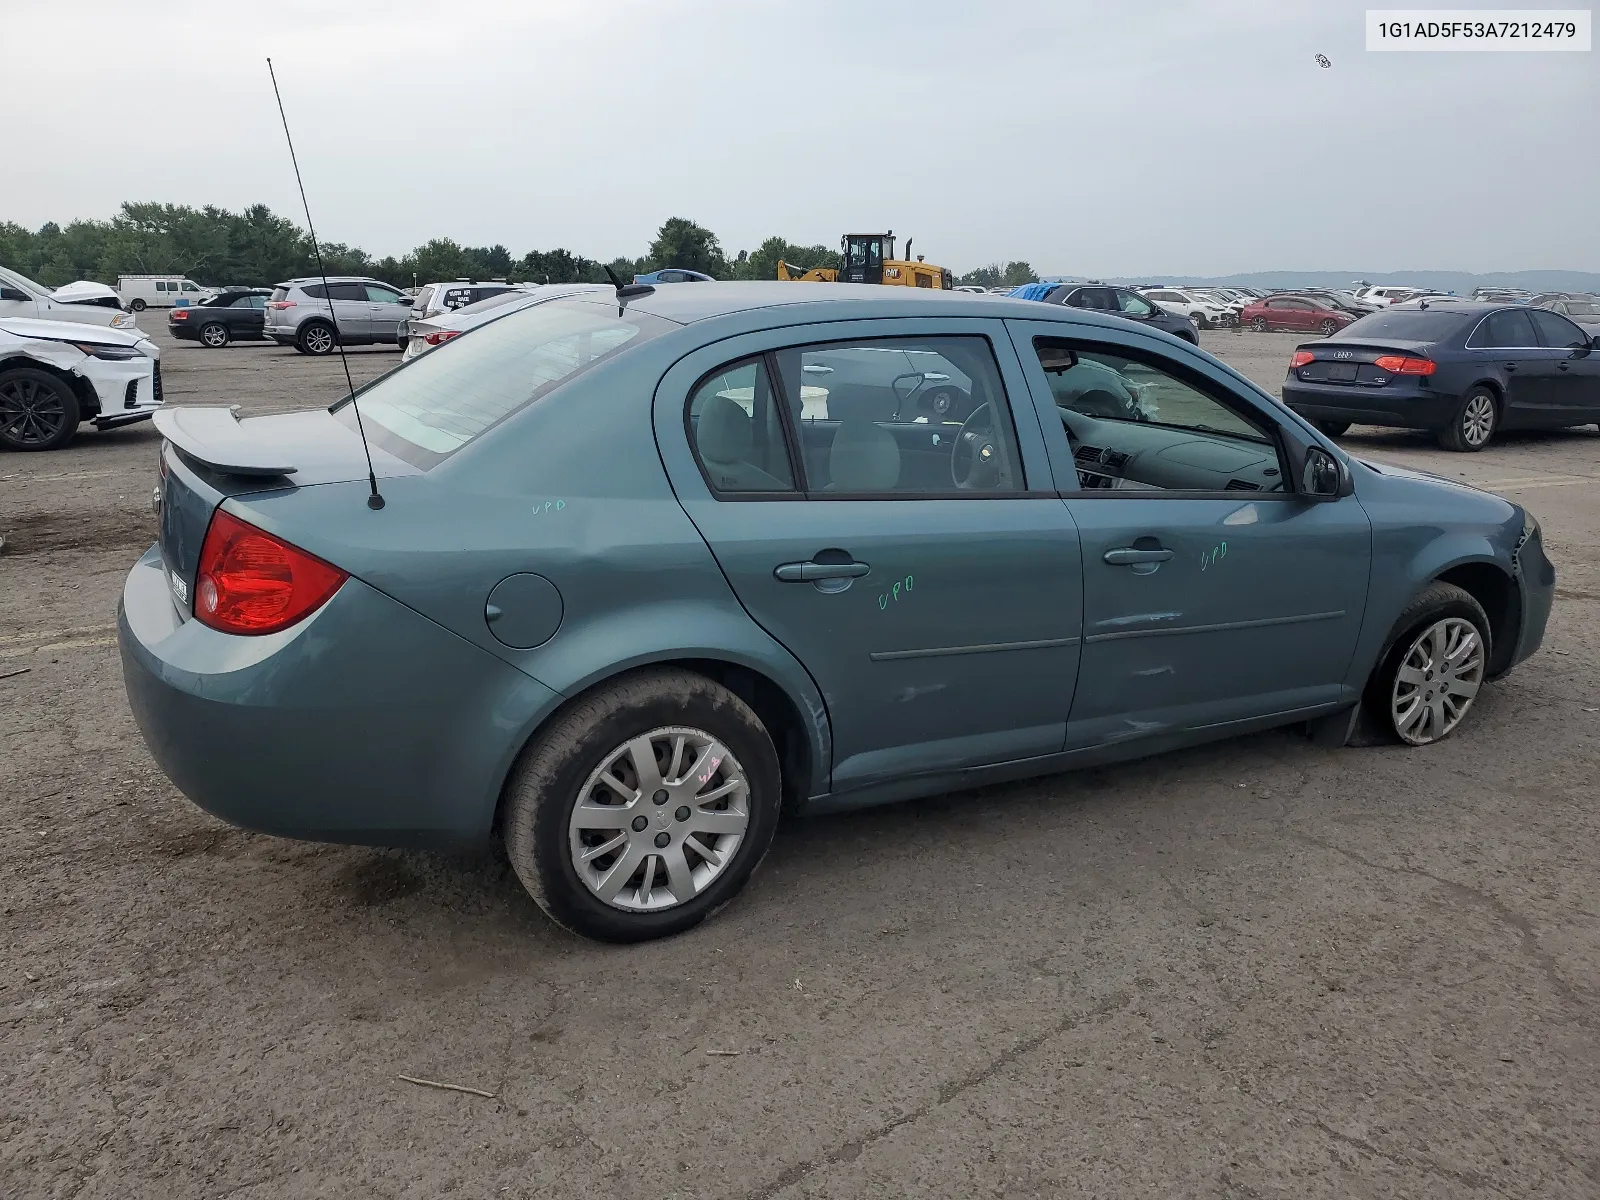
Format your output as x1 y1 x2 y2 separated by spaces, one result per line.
1332 350 1355 360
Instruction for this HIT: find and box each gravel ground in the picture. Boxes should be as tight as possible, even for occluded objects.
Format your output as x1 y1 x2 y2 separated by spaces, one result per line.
2 316 1598 1199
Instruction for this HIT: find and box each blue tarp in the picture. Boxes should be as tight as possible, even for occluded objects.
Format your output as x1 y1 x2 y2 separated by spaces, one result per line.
1007 282 1060 302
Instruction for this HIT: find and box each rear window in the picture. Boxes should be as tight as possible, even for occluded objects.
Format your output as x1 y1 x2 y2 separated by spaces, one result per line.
336 300 671 469
270 287 289 303
1339 310 1471 340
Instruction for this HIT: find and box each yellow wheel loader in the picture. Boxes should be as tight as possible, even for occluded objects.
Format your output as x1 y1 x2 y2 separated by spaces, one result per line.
777 232 953 290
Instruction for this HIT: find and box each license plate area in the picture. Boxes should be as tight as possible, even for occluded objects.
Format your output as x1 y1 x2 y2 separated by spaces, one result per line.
1327 363 1359 382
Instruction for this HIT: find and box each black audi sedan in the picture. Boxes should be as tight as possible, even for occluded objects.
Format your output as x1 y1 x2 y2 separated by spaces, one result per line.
1039 283 1200 344
167 288 273 348
1282 301 1600 451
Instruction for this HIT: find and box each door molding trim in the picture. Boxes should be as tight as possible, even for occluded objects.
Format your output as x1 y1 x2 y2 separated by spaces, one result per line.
1083 609 1346 644
869 635 1081 662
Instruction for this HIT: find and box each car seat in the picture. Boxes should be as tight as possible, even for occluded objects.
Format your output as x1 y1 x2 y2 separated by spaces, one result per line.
695 394 788 490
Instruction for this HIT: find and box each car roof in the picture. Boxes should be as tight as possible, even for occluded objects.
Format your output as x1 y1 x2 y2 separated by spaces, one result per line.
613 281 1128 327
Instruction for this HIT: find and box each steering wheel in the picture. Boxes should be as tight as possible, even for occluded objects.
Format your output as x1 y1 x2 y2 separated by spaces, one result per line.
951 402 1003 489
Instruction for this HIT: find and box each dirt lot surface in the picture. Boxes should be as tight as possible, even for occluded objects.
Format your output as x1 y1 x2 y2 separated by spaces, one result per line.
3 317 1598 1199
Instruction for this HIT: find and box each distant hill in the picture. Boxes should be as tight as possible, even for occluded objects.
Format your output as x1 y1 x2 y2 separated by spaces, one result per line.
1040 270 1600 294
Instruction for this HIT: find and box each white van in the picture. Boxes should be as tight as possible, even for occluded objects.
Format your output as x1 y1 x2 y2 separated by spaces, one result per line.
116 275 210 312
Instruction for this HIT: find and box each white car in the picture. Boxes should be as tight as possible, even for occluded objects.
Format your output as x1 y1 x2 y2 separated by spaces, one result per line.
1139 287 1233 329
0 317 162 451
0 265 144 335
1355 285 1421 307
401 284 606 362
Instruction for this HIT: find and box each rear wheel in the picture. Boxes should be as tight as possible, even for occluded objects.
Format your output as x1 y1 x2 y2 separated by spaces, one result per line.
1251 316 1268 332
0 367 81 451
297 320 336 356
129 298 147 312
200 322 230 348
1362 583 1490 746
503 668 782 943
1437 387 1497 452
1315 419 1351 437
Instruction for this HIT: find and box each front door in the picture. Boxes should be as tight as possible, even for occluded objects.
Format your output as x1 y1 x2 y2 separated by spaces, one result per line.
657 319 1082 794
1468 308 1556 424
1529 308 1600 425
364 283 409 343
1009 321 1372 746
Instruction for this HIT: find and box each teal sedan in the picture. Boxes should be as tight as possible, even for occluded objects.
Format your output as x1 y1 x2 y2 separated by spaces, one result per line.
120 283 1554 942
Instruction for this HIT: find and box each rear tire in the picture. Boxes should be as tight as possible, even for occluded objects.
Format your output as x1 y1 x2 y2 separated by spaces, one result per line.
503 668 782 943
200 322 230 348
1315 420 1351 437
1437 387 1498 452
1360 583 1490 746
0 367 81 452
1251 316 1268 332
129 298 147 312
297 320 336 356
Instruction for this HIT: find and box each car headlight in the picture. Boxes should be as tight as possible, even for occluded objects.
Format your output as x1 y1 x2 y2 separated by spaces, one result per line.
72 341 147 360
110 313 133 327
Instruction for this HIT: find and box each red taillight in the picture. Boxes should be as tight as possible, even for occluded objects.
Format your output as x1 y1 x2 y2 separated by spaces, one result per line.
193 509 347 636
422 330 461 346
1289 350 1315 368
267 300 295 310
1372 354 1436 376
170 309 189 320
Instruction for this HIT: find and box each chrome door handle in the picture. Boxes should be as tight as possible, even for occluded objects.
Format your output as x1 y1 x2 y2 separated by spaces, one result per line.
774 560 871 582
1557 362 1569 371
1103 547 1174 566
1503 362 1518 371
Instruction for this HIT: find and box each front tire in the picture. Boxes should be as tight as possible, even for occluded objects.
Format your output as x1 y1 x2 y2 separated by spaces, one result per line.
200 322 230 348
1438 387 1498 452
1362 583 1490 746
0 367 81 451
1319 318 1339 336
297 320 337 356
503 668 782 943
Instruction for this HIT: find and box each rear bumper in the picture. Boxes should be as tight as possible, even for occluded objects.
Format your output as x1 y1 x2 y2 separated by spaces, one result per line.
1283 381 1460 431
118 544 562 849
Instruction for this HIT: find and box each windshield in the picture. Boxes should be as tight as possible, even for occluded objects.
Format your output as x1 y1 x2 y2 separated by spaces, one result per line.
0 266 50 298
1340 310 1472 340
1563 302 1600 317
336 299 671 469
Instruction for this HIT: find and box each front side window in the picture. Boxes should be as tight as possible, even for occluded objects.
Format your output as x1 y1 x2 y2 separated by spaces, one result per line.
1033 338 1285 494
1528 308 1588 349
365 284 405 304
182 281 200 292
1117 290 1156 316
772 336 1024 494
338 299 667 468
686 358 796 493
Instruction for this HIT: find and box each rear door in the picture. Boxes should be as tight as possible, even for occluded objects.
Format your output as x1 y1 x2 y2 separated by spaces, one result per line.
1528 308 1600 424
1008 319 1371 745
655 317 1083 794
325 282 370 338
1468 309 1556 423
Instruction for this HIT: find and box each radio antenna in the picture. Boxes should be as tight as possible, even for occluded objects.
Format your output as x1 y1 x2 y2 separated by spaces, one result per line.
266 58 385 510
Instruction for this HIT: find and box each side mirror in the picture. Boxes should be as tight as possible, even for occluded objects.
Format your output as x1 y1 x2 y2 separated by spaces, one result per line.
398 296 413 306
1300 446 1346 500
0 286 29 302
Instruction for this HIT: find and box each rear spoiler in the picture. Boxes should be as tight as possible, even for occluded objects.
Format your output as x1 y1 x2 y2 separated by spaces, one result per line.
153 406 296 477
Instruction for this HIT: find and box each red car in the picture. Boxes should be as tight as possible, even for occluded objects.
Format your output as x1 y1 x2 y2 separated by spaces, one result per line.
1241 296 1356 336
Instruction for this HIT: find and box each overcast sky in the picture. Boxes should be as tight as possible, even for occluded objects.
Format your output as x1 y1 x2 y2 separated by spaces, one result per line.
10 1 1597 275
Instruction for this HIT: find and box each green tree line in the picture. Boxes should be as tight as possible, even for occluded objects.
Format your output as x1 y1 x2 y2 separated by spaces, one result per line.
0 204 858 289
0 203 1036 290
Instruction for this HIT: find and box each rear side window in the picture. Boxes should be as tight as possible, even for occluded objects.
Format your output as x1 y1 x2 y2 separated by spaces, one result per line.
339 300 669 468
300 283 327 300
771 336 1024 495
686 358 797 493
328 282 367 302
1474 310 1540 348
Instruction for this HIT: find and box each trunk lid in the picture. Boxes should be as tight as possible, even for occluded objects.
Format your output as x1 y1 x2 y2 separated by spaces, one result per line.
154 406 421 619
1290 339 1434 388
